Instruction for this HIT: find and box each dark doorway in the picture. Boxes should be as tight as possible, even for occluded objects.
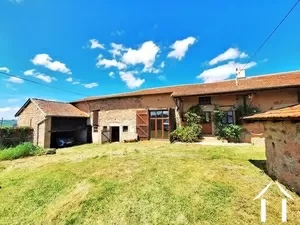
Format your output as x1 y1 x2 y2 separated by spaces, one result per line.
87 125 92 143
111 126 120 142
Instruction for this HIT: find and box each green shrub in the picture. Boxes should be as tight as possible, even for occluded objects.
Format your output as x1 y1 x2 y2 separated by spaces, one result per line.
170 106 202 143
214 110 243 142
185 111 202 126
0 127 33 148
170 125 202 143
235 103 260 124
0 142 42 161
222 124 243 143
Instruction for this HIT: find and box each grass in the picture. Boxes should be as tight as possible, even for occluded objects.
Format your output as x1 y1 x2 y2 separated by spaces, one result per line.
0 142 42 161
0 141 299 224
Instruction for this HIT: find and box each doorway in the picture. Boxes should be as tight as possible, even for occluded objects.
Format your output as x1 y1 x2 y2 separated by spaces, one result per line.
149 110 169 139
201 112 212 135
111 126 120 142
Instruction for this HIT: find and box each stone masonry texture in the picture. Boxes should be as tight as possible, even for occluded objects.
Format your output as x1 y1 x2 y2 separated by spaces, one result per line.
264 121 300 194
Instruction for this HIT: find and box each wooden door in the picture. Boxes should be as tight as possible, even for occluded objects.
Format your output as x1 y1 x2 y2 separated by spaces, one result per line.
201 112 212 134
169 108 176 133
136 110 149 140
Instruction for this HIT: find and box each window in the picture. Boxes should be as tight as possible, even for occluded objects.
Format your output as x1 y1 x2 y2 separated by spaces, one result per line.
123 126 128 132
93 110 99 126
201 112 211 124
199 97 211 105
93 126 98 133
150 110 169 118
103 126 108 132
149 109 170 139
222 111 234 124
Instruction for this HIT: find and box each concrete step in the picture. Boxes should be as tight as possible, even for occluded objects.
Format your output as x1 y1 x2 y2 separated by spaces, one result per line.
200 136 228 143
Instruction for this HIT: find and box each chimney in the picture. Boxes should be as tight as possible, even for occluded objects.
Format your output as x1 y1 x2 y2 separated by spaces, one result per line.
236 68 246 79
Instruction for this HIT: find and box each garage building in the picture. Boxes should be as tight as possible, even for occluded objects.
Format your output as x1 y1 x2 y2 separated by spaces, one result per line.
15 98 89 148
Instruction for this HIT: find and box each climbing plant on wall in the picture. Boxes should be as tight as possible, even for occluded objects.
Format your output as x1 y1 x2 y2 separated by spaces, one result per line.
170 105 203 143
214 110 242 143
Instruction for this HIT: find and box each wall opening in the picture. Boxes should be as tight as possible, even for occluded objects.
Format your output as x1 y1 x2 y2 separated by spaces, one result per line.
111 126 120 142
149 109 169 139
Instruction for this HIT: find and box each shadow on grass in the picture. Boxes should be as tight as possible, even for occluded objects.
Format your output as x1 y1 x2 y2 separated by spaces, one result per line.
249 159 268 174
249 159 277 180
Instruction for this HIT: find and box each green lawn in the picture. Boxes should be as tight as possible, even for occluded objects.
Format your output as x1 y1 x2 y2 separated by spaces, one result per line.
0 141 299 225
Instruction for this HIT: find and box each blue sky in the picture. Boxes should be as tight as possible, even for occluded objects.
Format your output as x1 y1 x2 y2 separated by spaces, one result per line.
1 0 300 119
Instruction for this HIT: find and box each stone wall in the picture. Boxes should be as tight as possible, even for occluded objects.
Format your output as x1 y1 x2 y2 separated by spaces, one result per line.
0 127 33 147
180 88 299 142
99 108 138 142
17 102 50 148
74 94 176 143
264 121 300 194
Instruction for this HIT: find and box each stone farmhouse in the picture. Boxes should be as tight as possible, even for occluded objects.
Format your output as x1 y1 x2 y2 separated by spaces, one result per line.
15 71 300 148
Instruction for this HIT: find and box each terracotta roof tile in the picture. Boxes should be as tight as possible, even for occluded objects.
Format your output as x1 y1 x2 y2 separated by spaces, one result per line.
72 71 300 102
15 99 88 117
243 104 300 121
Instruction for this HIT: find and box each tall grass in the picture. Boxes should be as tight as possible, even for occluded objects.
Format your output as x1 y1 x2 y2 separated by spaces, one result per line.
0 142 42 161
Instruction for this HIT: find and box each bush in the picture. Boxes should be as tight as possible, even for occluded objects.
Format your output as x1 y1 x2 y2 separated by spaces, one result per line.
222 124 243 143
0 142 42 161
170 105 203 143
0 127 33 148
170 125 202 143
214 110 243 142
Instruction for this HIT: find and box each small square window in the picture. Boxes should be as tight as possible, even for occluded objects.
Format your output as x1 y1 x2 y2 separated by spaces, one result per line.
93 126 98 133
199 97 211 105
123 126 128 132
103 126 108 132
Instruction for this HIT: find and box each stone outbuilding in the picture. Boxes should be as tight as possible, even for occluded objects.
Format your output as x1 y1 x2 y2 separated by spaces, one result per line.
15 98 88 148
244 104 300 194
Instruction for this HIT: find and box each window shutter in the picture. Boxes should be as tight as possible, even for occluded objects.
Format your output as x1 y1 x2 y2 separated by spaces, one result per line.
93 111 99 126
169 108 176 133
136 110 149 140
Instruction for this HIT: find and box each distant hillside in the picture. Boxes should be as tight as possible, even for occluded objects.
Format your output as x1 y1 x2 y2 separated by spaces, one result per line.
1 120 17 127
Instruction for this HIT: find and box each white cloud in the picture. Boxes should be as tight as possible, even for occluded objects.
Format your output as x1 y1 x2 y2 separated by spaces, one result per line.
66 77 73 82
96 58 127 70
0 67 10 73
24 69 36 76
122 41 159 71
167 37 196 60
197 61 257 83
109 72 115 78
9 0 23 4
89 39 105 49
35 74 54 83
111 30 125 36
146 67 161 74
157 75 166 81
240 52 248 58
109 43 127 58
0 106 20 119
119 71 145 89
160 62 165 68
209 48 248 66
72 81 80 85
23 69 56 83
7 98 20 103
83 82 98 88
31 54 71 74
8 77 24 84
